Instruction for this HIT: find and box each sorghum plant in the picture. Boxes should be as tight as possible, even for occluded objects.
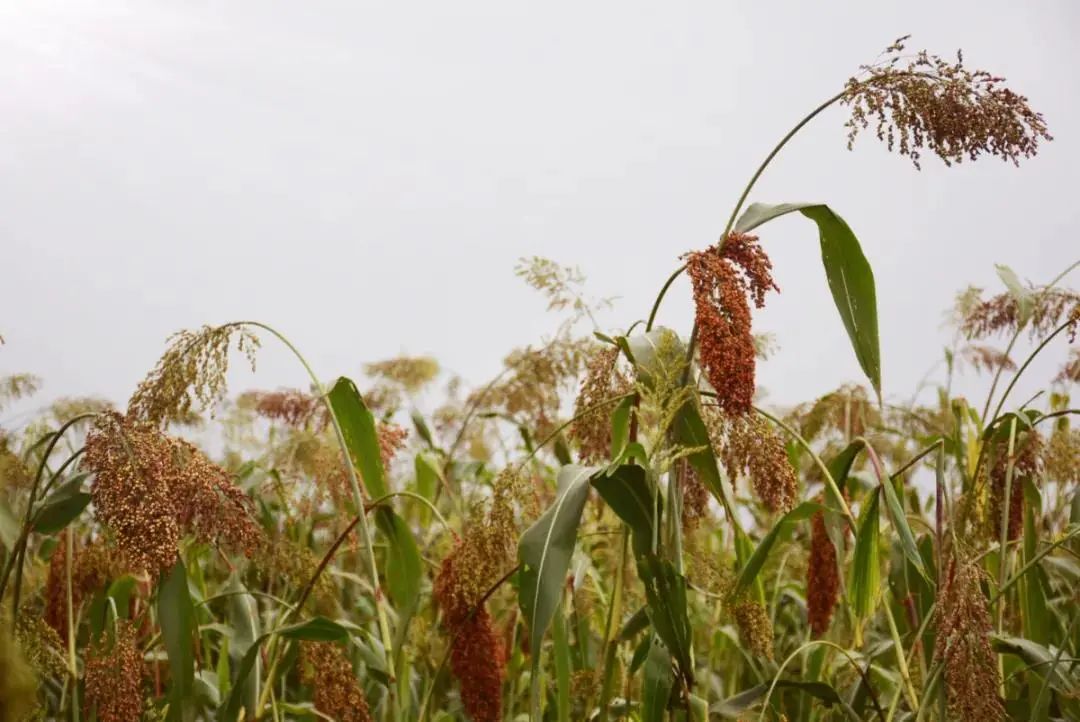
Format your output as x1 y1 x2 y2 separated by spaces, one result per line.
1 35 1077 722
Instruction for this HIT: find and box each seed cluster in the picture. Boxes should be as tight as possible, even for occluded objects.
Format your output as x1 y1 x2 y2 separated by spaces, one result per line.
431 469 525 722
986 430 1041 541
300 641 373 722
960 287 1080 342
844 37 1051 169
127 324 259 425
806 510 839 637
717 413 798 513
45 533 128 639
239 388 327 429
686 233 778 416
935 557 1005 722
84 412 262 575
570 346 631 463
433 552 506 722
733 598 774 660
84 622 144 722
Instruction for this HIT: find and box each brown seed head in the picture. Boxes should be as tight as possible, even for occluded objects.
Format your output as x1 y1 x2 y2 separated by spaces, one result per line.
960 345 1016 375
718 412 798 513
433 553 506 722
84 412 262 575
570 346 632 463
934 556 1005 722
364 356 440 393
986 430 1041 541
806 511 840 637
127 324 259 425
960 287 1080 342
845 37 1051 169
686 234 778 416
733 598 774 660
45 533 129 639
300 641 373 722
84 622 143 722
678 460 711 531
239 388 327 429
1044 426 1079 485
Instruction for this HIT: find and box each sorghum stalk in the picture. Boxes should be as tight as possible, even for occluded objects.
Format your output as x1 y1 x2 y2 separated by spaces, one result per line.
995 417 1018 692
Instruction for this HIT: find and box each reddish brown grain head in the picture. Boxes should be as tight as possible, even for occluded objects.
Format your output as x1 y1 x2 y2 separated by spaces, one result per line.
686 233 778 416
845 37 1051 169
806 511 840 637
570 346 631 463
718 412 798 513
84 622 143 722
300 641 373 722
935 556 1005 722
84 412 262 576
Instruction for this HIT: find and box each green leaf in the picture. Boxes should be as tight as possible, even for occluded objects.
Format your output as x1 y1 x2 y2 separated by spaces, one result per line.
733 502 825 598
32 489 91 534
279 616 349 641
159 559 197 722
827 440 865 499
996 264 1033 325
992 634 1080 696
374 507 422 613
880 476 929 582
327 377 387 498
849 488 882 619
1021 479 1050 645
735 202 881 398
637 554 693 687
591 465 660 555
641 637 674 722
411 410 435 448
518 465 594 658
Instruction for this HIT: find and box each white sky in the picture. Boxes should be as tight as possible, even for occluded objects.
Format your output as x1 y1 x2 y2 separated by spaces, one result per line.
2 1 1077 424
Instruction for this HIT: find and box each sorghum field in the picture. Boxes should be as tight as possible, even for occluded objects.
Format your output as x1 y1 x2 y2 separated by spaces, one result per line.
2 37 1078 722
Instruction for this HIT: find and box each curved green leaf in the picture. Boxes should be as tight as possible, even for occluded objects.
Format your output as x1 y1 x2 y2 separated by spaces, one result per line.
735 202 881 398
327 376 387 498
278 616 348 642
518 464 594 657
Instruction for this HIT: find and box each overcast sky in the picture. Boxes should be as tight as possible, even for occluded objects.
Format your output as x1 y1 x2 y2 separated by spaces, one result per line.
2 1 1077 425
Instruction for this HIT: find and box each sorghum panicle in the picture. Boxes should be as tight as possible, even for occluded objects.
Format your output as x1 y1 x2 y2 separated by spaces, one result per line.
300 641 373 722
986 430 1041 541
717 412 798 513
127 324 259 425
433 553 506 722
239 388 326 429
935 557 1005 722
733 598 774 660
806 510 840 637
84 412 261 575
570 346 631 463
844 36 1051 169
84 622 143 722
960 287 1080 341
686 233 778 416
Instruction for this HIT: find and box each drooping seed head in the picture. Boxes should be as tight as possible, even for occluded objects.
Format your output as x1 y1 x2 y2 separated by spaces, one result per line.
844 37 1051 169
806 510 840 637
300 641 373 722
84 621 143 722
